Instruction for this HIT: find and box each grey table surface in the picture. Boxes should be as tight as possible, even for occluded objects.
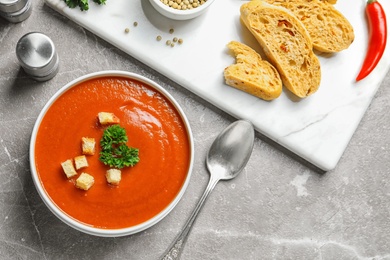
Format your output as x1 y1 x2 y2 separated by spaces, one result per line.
1 1 390 259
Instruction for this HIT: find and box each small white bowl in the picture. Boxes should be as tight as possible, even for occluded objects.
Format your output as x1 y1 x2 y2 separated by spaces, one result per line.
29 71 194 237
149 0 215 20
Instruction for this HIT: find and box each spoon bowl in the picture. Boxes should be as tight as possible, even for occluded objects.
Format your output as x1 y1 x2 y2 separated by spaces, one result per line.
161 120 254 259
207 120 255 180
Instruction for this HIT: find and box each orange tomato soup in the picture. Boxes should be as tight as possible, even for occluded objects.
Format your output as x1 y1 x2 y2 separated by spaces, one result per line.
34 76 191 229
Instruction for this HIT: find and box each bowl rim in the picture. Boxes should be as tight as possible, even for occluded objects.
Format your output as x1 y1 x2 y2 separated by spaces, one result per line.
29 70 194 237
149 0 215 18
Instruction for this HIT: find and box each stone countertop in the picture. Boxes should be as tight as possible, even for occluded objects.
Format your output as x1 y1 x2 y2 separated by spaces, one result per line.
0 1 389 259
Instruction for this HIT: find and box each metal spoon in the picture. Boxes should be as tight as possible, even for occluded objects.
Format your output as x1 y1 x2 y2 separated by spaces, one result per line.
161 120 255 260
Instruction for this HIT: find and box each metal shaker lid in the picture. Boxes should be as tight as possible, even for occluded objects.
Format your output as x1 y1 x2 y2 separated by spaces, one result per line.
0 0 31 23
0 0 28 13
16 32 59 81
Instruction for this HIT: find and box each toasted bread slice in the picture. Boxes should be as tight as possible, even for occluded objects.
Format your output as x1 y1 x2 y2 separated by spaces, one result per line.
224 41 282 100
240 0 321 98
263 0 354 52
322 0 337 4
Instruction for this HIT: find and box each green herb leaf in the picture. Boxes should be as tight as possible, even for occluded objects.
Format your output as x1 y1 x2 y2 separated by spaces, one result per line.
63 0 106 11
64 0 79 8
99 125 139 169
93 0 106 4
115 145 140 167
79 0 89 10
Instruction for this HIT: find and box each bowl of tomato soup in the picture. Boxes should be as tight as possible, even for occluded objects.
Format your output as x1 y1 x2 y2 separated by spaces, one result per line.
29 71 194 237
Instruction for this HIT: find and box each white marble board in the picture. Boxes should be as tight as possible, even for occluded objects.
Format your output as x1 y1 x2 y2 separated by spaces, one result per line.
44 0 390 171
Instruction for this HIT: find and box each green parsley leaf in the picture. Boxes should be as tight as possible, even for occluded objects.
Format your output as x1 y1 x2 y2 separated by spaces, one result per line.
64 0 79 8
93 0 106 4
79 0 89 11
63 0 106 11
99 125 139 169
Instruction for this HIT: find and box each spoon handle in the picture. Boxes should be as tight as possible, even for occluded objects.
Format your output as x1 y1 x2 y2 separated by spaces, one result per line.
160 174 220 260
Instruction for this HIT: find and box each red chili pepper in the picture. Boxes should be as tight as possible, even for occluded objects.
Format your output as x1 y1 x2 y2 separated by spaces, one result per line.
356 0 387 82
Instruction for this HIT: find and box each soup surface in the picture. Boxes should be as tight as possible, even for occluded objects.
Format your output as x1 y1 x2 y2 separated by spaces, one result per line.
34 76 191 229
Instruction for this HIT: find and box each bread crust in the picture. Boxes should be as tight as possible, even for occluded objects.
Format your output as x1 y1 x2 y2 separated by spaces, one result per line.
263 0 354 52
240 0 321 98
224 41 282 100
322 0 337 5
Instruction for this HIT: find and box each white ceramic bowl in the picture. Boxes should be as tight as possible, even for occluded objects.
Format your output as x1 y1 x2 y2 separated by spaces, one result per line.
149 0 215 20
29 70 194 237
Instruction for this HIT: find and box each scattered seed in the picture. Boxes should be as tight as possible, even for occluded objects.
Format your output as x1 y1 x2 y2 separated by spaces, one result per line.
155 29 184 47
133 21 138 27
124 28 130 33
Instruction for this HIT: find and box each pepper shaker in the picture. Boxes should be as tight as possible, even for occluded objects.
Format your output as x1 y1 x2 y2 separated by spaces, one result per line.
16 32 59 81
0 0 32 23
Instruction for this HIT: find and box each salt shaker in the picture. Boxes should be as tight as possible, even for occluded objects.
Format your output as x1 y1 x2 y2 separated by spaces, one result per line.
0 0 32 23
16 32 59 81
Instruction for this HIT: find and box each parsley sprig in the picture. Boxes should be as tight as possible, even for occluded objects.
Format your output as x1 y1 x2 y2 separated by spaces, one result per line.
99 125 139 169
64 0 106 11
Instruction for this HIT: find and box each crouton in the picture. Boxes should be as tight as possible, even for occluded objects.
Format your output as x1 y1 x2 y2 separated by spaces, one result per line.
61 159 77 179
98 112 120 125
75 173 94 191
106 169 122 185
74 155 88 170
81 137 95 155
